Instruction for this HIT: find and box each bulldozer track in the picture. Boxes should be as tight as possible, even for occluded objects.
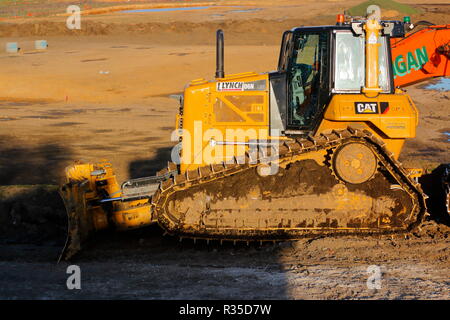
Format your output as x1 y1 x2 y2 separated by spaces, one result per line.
151 127 427 243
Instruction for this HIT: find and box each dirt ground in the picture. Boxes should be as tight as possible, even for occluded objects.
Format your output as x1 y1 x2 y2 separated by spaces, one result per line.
0 0 449 300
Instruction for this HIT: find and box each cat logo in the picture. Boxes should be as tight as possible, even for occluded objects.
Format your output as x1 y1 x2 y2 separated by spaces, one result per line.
354 102 378 114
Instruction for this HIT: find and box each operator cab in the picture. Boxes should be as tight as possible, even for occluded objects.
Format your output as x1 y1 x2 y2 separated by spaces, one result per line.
269 20 403 136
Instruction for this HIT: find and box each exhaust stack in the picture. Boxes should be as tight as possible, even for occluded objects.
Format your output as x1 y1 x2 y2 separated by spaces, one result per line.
215 29 225 79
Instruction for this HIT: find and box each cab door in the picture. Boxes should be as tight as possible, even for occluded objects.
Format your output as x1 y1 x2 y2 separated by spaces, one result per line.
286 30 331 133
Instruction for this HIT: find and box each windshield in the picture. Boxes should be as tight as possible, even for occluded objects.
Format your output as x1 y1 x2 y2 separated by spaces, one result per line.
334 32 391 92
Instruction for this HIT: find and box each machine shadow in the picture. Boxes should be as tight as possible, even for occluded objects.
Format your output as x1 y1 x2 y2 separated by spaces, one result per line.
76 224 292 299
64 147 292 299
128 146 174 178
0 141 290 298
0 136 73 185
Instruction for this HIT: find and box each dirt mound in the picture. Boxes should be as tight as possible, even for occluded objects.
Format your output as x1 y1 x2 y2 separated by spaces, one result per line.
0 21 115 37
347 0 420 16
0 185 66 245
412 220 449 241
0 18 325 40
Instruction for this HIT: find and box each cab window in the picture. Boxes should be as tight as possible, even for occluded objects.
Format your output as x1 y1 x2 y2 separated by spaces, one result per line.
287 31 329 130
334 31 391 92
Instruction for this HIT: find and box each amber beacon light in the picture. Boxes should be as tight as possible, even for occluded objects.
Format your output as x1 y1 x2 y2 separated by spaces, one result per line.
336 14 345 25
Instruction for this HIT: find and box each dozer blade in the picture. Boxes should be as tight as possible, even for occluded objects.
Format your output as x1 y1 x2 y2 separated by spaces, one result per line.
57 161 115 262
57 160 165 261
58 181 97 262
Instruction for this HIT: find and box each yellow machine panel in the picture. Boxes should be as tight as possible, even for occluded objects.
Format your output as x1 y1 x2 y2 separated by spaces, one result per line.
318 92 418 158
179 72 270 171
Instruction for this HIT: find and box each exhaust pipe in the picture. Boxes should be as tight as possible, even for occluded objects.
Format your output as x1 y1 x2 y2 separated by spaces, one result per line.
215 29 224 79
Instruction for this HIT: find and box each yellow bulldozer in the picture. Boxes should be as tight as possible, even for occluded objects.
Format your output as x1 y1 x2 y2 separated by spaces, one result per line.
59 11 449 261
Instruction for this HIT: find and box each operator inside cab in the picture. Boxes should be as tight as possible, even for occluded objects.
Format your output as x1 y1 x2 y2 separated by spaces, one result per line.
288 32 328 129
